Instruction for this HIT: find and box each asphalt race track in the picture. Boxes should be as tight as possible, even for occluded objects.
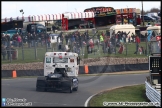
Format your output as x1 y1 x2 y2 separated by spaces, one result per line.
2 73 149 107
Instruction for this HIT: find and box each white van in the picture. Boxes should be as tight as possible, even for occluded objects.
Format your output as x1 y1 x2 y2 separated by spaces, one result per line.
49 33 60 43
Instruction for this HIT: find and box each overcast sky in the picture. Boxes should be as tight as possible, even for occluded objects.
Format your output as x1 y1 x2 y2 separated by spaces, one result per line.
1 1 160 19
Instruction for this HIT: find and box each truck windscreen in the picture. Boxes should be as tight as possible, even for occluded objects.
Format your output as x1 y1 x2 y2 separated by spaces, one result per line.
53 58 68 63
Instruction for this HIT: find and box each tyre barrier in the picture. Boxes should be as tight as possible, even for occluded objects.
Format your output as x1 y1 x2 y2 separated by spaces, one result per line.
1 63 149 78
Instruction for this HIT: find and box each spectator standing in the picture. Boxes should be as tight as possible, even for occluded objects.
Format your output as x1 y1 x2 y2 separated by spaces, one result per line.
1 33 5 46
89 39 94 53
6 34 10 47
17 35 22 47
41 33 45 47
31 34 34 47
27 33 31 48
65 33 69 45
12 34 18 47
6 45 11 60
47 34 51 48
128 35 131 44
100 33 104 52
118 42 124 54
134 35 140 54
138 46 142 55
1 45 7 60
131 33 135 43
2 34 7 47
33 32 38 47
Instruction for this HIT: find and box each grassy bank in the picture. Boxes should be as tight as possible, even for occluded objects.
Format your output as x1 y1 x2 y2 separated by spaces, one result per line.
89 84 154 107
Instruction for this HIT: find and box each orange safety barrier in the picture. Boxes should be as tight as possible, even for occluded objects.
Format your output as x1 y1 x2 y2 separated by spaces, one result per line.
12 70 17 78
84 65 89 74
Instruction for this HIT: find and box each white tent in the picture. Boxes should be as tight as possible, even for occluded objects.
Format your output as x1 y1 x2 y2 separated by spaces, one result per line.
147 26 161 35
110 24 135 38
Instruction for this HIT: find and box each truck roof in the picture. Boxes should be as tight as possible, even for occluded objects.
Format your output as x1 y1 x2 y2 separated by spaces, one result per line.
45 52 78 57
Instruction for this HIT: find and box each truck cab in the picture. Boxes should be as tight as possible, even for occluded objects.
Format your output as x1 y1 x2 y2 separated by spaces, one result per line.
36 52 80 93
44 52 80 77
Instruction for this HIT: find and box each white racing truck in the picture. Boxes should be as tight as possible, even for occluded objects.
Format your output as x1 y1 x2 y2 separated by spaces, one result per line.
36 52 80 93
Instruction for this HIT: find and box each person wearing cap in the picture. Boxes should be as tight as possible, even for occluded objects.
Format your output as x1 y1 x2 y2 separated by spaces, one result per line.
6 45 11 60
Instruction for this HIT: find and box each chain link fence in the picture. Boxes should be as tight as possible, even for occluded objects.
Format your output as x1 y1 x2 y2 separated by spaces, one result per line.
1 28 150 64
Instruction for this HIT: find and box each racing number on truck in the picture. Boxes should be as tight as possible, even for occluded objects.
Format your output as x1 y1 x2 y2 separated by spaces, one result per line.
70 59 74 62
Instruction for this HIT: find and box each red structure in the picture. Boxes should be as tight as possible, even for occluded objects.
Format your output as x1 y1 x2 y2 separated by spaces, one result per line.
61 12 95 30
62 14 68 31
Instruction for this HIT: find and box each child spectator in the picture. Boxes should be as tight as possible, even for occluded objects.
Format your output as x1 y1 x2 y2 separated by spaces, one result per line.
138 46 142 55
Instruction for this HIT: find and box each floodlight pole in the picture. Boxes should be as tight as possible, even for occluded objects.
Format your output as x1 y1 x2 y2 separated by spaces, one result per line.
20 9 24 60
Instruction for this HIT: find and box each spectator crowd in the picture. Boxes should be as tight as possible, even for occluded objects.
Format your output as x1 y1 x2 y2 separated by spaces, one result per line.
1 30 149 61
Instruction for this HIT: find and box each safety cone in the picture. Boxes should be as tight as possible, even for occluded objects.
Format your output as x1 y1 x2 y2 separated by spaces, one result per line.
12 70 17 78
84 65 89 74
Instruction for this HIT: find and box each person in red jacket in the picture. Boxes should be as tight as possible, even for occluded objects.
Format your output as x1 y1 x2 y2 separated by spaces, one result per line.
118 42 124 54
89 39 94 53
134 36 140 54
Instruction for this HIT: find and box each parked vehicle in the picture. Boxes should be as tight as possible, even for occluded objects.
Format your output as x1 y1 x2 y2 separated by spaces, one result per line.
141 15 156 22
146 12 158 17
151 16 160 21
5 29 17 38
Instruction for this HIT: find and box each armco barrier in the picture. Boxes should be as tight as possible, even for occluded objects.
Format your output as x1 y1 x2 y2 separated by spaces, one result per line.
1 63 149 78
1 70 44 78
145 81 161 107
125 63 149 71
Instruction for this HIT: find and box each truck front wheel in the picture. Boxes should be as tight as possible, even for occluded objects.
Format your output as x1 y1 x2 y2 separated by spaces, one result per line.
69 84 73 93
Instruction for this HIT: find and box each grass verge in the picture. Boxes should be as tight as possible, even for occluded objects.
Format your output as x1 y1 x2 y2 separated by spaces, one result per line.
88 84 154 107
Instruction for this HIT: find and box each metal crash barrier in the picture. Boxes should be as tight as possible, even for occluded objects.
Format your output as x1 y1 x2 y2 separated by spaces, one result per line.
145 81 161 107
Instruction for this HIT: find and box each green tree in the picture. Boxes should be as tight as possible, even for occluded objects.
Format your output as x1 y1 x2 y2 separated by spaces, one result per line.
143 7 160 15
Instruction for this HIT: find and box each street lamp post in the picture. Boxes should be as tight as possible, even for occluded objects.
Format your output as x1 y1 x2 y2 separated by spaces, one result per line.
141 2 148 56
20 9 24 60
142 1 145 27
127 5 129 24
